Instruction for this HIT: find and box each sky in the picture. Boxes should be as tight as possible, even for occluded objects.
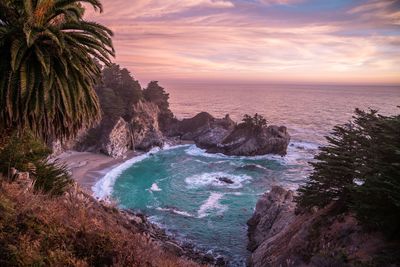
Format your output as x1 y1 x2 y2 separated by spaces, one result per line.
85 0 400 86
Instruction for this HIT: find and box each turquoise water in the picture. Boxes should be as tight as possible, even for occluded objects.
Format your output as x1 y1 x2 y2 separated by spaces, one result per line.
96 144 316 266
94 85 399 266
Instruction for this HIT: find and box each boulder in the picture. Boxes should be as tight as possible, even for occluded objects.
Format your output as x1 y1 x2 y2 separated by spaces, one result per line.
217 177 234 184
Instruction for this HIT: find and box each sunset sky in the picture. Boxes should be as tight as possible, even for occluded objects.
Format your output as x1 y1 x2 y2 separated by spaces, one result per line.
86 0 400 85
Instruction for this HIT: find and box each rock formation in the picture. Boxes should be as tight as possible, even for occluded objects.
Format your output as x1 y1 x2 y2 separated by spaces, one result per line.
171 112 290 156
247 186 388 267
130 100 164 151
75 100 164 158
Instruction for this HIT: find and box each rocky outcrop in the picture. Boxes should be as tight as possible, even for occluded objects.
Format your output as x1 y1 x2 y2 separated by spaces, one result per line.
247 186 388 267
172 112 290 156
75 100 164 158
210 124 290 156
104 117 131 158
131 100 164 150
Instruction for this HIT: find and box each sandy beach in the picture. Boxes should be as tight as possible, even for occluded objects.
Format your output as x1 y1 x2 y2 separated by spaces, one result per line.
56 150 140 193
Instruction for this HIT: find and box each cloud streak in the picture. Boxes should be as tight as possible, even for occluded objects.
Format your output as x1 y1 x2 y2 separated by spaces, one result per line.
86 0 400 85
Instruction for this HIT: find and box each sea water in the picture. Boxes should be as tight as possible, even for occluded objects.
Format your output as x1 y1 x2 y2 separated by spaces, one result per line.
94 84 400 266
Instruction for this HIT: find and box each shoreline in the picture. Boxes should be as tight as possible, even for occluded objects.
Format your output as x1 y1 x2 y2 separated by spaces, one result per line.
56 150 142 193
56 140 195 194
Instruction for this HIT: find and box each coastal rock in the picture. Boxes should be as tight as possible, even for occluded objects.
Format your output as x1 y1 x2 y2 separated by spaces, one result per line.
173 112 290 156
247 186 387 267
217 177 235 184
131 100 164 150
104 117 131 158
212 125 290 156
74 100 164 158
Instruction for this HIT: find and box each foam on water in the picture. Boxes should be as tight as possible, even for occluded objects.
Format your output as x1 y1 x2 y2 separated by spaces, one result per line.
185 172 252 189
149 183 162 192
197 192 227 218
156 207 194 217
93 145 189 200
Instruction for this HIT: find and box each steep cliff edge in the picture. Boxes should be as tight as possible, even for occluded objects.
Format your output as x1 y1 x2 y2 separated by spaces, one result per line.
247 186 395 267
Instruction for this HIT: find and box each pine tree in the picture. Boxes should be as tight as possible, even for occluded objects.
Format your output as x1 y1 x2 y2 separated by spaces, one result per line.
296 108 400 238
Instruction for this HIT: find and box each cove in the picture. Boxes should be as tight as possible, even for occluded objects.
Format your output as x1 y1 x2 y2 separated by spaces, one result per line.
94 143 315 266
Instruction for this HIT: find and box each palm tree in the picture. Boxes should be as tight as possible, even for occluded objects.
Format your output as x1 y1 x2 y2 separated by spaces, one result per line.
0 0 114 141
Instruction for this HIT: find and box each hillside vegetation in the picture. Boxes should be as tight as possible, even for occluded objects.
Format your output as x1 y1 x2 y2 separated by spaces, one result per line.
0 178 201 267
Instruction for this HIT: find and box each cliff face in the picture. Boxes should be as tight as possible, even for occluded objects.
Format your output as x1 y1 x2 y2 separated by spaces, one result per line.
75 100 164 158
130 100 164 151
247 186 389 267
171 112 290 156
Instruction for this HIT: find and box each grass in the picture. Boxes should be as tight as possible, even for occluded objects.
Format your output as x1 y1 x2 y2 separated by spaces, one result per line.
0 179 202 267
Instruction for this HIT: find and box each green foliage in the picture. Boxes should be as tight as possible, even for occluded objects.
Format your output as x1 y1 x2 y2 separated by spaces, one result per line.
99 64 143 119
240 113 268 129
143 81 174 130
33 160 73 196
296 108 400 239
0 132 72 195
0 132 51 177
143 81 170 112
0 0 114 141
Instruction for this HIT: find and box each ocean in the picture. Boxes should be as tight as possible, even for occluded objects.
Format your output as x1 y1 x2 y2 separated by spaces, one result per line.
94 84 400 266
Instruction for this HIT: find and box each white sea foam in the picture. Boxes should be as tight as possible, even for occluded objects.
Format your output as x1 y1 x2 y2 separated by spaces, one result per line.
198 192 227 218
290 141 320 151
149 183 162 192
184 144 304 165
92 145 187 200
185 172 252 189
156 207 194 217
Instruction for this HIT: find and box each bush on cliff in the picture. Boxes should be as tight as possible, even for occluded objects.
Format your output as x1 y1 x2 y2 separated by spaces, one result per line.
0 133 72 195
239 113 268 130
143 81 175 130
99 64 143 120
296 108 400 239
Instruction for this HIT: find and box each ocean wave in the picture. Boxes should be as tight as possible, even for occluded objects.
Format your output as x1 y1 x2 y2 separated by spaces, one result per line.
156 207 194 217
184 144 315 165
92 145 188 200
198 192 227 218
289 141 320 151
185 172 252 189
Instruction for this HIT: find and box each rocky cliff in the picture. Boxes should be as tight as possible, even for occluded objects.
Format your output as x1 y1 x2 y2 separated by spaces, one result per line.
75 100 164 158
247 186 392 267
171 112 290 156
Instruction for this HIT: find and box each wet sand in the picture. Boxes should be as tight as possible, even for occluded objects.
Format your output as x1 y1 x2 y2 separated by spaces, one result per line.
56 150 140 193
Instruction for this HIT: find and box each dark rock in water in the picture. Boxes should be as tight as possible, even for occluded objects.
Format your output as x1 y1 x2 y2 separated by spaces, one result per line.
170 112 290 156
217 177 235 184
171 112 236 149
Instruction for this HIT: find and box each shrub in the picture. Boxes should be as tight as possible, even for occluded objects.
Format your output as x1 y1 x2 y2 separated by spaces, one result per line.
0 132 50 178
0 132 72 195
240 113 268 129
33 160 73 196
